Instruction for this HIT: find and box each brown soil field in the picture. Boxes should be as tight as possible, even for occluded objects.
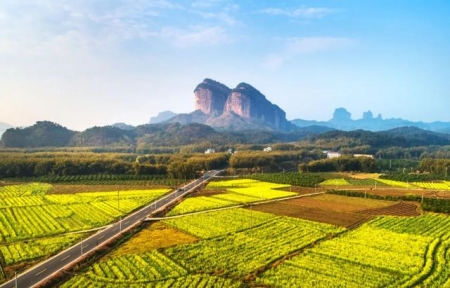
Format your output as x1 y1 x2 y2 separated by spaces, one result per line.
279 186 325 194
190 188 228 198
358 201 421 216
289 194 393 213
251 202 371 228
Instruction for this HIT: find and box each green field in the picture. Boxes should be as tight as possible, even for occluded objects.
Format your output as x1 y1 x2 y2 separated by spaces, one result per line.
167 179 296 216
0 183 170 268
58 178 450 287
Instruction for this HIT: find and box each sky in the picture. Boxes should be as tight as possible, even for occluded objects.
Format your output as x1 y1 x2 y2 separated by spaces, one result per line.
1 0 449 131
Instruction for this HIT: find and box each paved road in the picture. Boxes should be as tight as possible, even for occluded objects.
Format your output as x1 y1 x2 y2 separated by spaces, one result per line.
0 170 221 288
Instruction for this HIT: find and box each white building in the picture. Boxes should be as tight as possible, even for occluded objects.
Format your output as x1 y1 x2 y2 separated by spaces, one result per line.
325 151 341 159
205 148 215 154
263 146 272 152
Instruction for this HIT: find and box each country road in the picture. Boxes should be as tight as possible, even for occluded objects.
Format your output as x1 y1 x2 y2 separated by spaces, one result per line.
0 170 221 288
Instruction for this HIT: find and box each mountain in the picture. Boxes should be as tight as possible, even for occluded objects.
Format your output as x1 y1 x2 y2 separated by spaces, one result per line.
111 123 135 130
149 111 178 124
310 126 450 149
0 122 13 137
0 121 76 147
70 126 136 146
292 108 450 132
168 79 295 132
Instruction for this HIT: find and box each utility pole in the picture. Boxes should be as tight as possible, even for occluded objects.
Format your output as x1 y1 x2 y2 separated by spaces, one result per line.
117 190 120 212
15 272 18 288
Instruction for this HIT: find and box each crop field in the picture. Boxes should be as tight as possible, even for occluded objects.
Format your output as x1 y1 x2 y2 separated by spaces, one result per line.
412 181 450 190
61 208 344 286
167 179 296 216
358 201 421 216
0 183 170 270
251 194 394 227
319 178 351 186
257 214 450 287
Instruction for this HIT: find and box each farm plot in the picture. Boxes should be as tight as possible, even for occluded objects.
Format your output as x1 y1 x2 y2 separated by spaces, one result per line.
0 183 170 268
257 214 450 288
0 233 86 265
251 194 393 228
167 179 296 216
319 178 351 186
165 211 344 277
412 181 450 190
62 274 241 288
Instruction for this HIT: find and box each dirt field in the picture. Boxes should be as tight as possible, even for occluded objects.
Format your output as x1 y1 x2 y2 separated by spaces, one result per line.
358 201 421 216
190 188 228 198
251 194 421 228
288 194 393 212
251 202 371 228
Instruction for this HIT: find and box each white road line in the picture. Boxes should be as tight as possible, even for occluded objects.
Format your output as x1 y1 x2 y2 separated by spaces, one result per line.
83 244 90 248
35 269 47 276
60 255 71 262
124 221 129 225
98 235 104 240
112 228 118 232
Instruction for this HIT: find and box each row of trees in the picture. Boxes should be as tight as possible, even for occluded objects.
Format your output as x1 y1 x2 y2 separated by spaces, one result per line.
299 156 378 173
0 152 229 179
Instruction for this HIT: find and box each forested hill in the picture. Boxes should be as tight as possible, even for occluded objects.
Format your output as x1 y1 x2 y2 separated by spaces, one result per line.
309 127 450 149
0 121 333 148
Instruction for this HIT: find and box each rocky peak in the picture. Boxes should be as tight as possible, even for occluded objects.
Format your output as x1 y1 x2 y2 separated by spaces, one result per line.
193 78 293 131
194 79 230 116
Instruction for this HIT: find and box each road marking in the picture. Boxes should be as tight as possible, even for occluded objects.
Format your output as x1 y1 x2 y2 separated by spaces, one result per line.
124 221 129 225
35 269 47 276
112 228 118 232
83 244 90 248
60 255 71 262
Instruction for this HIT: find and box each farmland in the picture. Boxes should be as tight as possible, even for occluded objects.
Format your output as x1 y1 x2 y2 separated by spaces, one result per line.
166 179 296 216
4 176 450 287
257 214 450 287
0 182 170 278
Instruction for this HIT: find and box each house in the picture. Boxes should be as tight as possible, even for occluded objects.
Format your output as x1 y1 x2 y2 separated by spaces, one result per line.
325 151 341 159
204 148 215 154
354 154 374 159
263 146 272 152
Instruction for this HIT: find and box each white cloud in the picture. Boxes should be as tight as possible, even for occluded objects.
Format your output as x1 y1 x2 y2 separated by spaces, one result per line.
264 37 356 68
258 7 336 18
160 26 231 47
0 1 181 57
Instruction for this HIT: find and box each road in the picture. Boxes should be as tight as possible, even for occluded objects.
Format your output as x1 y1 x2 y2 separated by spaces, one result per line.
0 170 221 288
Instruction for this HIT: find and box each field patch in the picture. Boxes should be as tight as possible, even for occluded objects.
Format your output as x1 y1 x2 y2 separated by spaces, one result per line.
110 222 198 256
168 179 297 216
257 214 450 287
166 214 344 277
0 183 170 270
358 201 421 216
250 194 391 228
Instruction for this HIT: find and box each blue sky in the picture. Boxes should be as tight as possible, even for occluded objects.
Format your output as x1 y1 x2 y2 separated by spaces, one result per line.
1 0 449 130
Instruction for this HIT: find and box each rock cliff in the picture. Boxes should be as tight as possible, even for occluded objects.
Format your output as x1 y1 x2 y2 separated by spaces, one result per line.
193 79 292 131
194 79 230 116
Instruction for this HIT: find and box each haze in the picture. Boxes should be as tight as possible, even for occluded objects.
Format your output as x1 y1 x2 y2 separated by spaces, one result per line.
1 0 449 131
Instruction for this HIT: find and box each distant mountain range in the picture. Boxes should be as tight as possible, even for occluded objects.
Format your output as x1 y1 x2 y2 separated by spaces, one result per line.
144 78 450 133
291 107 450 133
